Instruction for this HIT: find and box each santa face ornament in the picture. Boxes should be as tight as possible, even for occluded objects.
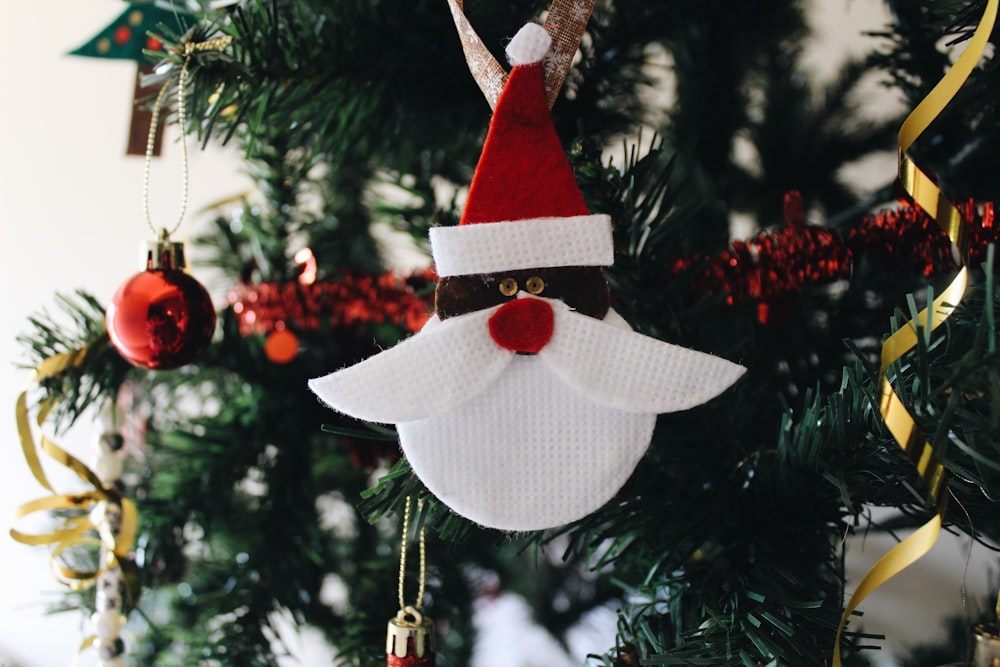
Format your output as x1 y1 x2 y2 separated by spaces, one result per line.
309 24 745 531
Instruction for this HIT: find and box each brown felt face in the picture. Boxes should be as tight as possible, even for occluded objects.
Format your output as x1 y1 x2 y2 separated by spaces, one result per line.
435 266 610 320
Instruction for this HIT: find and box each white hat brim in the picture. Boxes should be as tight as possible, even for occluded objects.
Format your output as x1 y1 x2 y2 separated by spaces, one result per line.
429 214 614 277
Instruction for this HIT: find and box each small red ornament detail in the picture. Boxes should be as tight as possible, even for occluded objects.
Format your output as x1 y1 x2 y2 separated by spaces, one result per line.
488 298 554 354
113 25 132 45
264 328 299 364
146 36 163 51
107 266 216 370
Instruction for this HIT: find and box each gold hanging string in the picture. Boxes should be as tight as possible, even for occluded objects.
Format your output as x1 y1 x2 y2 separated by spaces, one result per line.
445 0 596 109
398 496 426 613
832 1 997 664
142 35 233 239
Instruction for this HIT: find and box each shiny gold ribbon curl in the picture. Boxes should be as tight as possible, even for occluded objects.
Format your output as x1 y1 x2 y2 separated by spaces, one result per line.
446 0 596 109
833 1 997 664
10 348 140 602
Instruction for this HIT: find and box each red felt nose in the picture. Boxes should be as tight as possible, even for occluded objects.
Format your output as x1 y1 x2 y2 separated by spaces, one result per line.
488 298 554 354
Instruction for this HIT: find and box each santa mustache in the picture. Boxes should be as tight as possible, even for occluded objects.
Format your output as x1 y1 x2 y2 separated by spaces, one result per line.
309 294 745 424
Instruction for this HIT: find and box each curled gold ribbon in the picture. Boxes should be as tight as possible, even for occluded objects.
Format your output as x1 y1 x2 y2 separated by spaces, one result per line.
445 0 596 109
10 348 140 600
833 2 997 664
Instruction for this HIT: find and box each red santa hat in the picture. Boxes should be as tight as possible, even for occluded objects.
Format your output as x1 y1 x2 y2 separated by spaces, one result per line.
430 23 614 278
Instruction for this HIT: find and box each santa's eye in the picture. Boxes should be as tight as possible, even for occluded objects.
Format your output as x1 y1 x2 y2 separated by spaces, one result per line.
498 278 518 296
525 276 545 295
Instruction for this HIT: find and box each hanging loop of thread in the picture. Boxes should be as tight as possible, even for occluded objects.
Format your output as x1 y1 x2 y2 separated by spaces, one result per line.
446 0 596 109
142 35 233 239
397 496 426 612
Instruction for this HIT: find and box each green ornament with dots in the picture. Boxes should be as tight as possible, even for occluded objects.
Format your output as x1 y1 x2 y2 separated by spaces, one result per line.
69 3 191 60
69 3 193 155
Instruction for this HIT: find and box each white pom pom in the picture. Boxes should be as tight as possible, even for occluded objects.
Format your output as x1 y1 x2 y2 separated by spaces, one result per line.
505 23 551 66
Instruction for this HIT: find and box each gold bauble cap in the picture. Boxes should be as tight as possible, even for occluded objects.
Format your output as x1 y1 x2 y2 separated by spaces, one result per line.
142 232 186 271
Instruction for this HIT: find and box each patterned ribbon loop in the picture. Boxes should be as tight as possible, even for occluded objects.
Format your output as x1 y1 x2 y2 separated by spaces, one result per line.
10 348 140 602
539 0 596 108
445 0 596 109
833 2 997 664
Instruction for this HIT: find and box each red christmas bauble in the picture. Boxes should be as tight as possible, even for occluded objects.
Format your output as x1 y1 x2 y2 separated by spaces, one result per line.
386 648 435 667
106 245 216 370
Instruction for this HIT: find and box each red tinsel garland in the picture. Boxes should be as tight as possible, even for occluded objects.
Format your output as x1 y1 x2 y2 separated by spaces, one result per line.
228 268 436 338
673 191 996 323
849 198 995 277
230 193 996 336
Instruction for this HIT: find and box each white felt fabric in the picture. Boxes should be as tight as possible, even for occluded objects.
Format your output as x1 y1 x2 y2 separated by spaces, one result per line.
429 215 614 277
397 354 656 530
308 310 512 423
539 302 746 413
309 297 745 531
506 23 551 66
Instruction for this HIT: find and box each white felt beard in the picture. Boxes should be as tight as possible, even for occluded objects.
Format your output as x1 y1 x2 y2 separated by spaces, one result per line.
397 309 657 530
309 296 745 531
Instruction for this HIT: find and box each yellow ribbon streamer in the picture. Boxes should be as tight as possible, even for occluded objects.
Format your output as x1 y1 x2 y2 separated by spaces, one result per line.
833 2 997 664
445 0 596 109
10 348 140 600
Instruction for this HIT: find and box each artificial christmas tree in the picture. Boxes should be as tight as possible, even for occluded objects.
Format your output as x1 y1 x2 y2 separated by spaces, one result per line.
11 0 1000 665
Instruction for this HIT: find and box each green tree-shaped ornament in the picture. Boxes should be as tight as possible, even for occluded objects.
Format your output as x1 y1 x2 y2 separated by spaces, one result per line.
69 3 192 155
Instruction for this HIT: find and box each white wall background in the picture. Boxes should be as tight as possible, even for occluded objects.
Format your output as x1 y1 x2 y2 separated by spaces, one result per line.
0 2 995 666
0 3 250 666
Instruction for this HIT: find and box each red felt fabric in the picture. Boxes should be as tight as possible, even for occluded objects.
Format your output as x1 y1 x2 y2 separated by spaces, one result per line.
488 298 555 354
460 63 590 225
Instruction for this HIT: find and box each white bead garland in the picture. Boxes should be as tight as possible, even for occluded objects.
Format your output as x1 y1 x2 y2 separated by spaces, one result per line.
90 405 130 663
94 449 125 484
91 609 126 640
